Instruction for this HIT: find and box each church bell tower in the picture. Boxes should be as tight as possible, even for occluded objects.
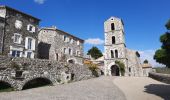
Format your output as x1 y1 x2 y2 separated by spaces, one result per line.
104 17 127 76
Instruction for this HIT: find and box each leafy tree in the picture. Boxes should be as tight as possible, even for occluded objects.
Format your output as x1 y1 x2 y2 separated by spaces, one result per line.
143 59 149 64
87 46 103 59
154 19 170 68
165 19 170 30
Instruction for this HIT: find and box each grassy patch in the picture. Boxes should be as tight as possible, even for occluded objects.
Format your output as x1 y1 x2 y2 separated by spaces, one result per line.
0 88 14 92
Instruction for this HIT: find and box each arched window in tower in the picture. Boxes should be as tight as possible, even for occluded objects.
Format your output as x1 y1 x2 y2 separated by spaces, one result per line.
111 50 114 58
115 50 118 58
112 36 115 44
111 23 115 30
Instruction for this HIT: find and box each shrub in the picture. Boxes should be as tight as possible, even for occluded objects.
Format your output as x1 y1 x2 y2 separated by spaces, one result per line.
115 60 125 76
86 63 99 77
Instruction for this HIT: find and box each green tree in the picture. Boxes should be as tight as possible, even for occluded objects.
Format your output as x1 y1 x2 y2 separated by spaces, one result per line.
154 19 170 68
87 46 103 59
165 19 170 30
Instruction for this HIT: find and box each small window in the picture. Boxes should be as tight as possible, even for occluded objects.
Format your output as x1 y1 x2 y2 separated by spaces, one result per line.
69 48 72 55
115 50 118 58
112 36 115 44
13 33 21 44
129 67 131 72
77 51 80 56
56 53 58 61
63 48 66 54
12 50 21 57
111 23 115 30
111 50 114 58
27 24 35 33
29 26 33 31
64 35 67 42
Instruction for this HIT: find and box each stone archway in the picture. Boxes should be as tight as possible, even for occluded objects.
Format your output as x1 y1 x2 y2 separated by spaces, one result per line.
68 59 75 64
111 65 120 76
0 81 14 91
22 77 53 90
67 58 77 64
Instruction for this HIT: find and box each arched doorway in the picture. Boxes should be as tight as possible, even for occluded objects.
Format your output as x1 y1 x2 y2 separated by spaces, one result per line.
111 65 120 76
22 77 52 90
0 81 13 92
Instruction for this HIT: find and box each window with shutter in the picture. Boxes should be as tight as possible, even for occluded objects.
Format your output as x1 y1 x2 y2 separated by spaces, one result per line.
27 24 35 33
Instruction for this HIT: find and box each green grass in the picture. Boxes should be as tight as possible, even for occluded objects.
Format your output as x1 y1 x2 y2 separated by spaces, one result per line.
0 88 14 92
154 67 170 74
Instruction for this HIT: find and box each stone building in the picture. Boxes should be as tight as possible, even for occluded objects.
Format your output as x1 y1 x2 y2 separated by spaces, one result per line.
104 17 143 76
142 63 152 76
38 26 84 64
0 5 40 58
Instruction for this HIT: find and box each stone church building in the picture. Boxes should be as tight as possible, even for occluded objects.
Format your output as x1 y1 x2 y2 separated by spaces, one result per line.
104 17 143 76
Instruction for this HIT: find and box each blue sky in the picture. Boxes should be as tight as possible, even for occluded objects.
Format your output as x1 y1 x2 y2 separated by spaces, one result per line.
0 0 170 66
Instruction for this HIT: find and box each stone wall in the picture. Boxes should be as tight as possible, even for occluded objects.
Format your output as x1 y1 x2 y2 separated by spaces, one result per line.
0 56 93 90
126 49 143 76
149 72 170 84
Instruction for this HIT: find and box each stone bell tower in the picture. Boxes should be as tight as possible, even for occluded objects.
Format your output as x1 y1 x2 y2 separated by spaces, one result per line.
104 17 128 76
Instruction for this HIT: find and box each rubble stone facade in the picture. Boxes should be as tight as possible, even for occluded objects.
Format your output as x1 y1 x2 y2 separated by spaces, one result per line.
104 17 143 76
0 56 92 90
38 27 84 64
0 6 40 58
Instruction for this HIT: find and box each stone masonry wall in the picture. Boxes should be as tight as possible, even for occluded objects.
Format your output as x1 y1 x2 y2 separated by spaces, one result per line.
1 7 39 57
149 72 170 84
38 28 84 64
0 56 93 90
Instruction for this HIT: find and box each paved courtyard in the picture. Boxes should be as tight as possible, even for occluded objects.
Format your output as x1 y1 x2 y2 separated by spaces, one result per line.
114 77 170 100
0 76 170 100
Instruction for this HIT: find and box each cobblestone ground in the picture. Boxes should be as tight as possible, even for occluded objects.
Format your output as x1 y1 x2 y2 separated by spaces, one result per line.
0 76 126 100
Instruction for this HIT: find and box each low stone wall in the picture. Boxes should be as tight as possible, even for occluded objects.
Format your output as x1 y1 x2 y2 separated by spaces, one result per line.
0 56 96 90
149 72 170 84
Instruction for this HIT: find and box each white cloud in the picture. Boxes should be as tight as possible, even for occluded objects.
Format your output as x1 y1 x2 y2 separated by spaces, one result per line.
34 0 46 4
138 50 164 67
85 38 104 45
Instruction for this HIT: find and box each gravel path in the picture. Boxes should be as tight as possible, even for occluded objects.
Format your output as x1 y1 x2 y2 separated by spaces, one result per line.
114 77 170 100
0 76 126 100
